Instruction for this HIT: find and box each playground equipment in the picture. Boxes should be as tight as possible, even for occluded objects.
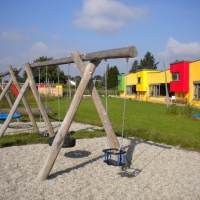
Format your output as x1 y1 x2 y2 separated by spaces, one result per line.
195 113 200 118
103 148 126 166
25 46 137 181
0 68 21 122
0 66 39 136
0 46 137 181
102 57 129 167
0 113 21 120
48 135 76 148
11 83 19 96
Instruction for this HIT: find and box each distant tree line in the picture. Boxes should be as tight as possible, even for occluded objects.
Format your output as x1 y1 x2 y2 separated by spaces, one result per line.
23 56 67 84
129 51 159 73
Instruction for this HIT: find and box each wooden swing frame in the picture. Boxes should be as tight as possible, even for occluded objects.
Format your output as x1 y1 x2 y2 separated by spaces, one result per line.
0 67 39 135
0 46 138 181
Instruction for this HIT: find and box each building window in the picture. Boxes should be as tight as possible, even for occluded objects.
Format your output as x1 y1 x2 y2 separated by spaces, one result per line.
194 82 200 100
138 77 141 84
126 86 132 95
126 85 137 95
149 85 160 96
172 72 179 81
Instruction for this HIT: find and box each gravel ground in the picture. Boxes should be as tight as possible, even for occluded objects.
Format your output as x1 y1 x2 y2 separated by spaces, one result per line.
0 122 200 199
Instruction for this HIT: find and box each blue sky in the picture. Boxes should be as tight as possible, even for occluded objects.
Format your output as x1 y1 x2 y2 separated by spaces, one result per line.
0 0 200 78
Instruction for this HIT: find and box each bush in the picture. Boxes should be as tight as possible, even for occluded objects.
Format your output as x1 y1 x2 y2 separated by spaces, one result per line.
167 102 199 118
167 104 178 115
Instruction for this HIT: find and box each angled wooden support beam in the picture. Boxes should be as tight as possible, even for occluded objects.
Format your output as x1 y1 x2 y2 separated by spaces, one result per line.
9 66 39 133
0 79 13 102
73 52 119 149
37 56 100 181
23 63 54 137
0 79 29 137
0 80 20 122
0 67 22 102
0 67 21 77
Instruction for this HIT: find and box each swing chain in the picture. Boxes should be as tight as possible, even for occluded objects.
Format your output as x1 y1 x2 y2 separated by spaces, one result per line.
104 59 111 148
120 57 129 150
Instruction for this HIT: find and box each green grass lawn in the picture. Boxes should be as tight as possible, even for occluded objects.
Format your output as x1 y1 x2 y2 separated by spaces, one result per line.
1 97 200 150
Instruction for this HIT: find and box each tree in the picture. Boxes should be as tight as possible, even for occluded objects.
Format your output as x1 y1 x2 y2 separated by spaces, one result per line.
74 76 81 85
23 56 67 84
101 63 109 88
139 51 157 69
129 60 139 73
16 74 24 83
107 66 119 89
94 75 102 80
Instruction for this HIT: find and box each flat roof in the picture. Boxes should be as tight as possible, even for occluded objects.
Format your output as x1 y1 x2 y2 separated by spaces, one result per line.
170 60 191 64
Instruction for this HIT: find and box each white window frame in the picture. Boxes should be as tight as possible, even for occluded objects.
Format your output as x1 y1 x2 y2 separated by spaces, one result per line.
126 86 132 95
149 84 160 97
194 82 200 100
172 72 179 81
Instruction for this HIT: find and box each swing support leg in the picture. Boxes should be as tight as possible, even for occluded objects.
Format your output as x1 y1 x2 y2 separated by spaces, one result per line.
0 79 20 122
72 52 120 149
23 63 54 137
9 66 39 133
0 79 29 137
37 57 100 181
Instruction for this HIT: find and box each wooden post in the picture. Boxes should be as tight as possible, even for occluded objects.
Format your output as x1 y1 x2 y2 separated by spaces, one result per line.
72 52 120 149
9 66 39 133
37 58 100 181
0 79 20 122
0 79 29 137
23 63 54 137
0 79 12 102
163 61 169 108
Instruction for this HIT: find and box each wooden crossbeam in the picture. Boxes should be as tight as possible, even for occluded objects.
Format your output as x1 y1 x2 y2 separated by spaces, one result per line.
30 46 138 68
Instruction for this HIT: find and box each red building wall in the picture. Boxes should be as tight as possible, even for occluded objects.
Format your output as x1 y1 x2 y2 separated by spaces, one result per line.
170 61 189 92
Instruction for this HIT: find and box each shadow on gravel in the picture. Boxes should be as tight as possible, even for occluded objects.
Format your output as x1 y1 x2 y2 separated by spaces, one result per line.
48 154 102 180
118 138 172 178
48 138 172 180
118 168 142 178
64 150 91 158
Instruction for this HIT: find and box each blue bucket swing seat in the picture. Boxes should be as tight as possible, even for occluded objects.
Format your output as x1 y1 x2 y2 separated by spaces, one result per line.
0 113 21 120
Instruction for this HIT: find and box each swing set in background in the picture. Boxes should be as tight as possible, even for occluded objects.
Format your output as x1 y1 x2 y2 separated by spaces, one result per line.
0 46 138 181
0 68 22 121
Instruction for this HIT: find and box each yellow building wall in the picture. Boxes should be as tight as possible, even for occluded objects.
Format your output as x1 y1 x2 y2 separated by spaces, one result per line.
136 71 146 91
189 60 200 106
38 84 63 97
126 73 137 85
56 85 63 89
147 70 172 102
119 73 137 98
120 70 172 101
147 70 172 84
136 70 161 100
125 73 137 99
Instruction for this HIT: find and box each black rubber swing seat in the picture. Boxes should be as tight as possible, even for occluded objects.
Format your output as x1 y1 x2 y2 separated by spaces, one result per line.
48 136 76 148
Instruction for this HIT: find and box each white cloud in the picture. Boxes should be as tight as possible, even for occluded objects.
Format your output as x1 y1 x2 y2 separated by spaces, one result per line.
157 38 200 62
30 42 49 57
0 42 71 74
0 30 29 42
30 42 70 59
73 0 149 34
